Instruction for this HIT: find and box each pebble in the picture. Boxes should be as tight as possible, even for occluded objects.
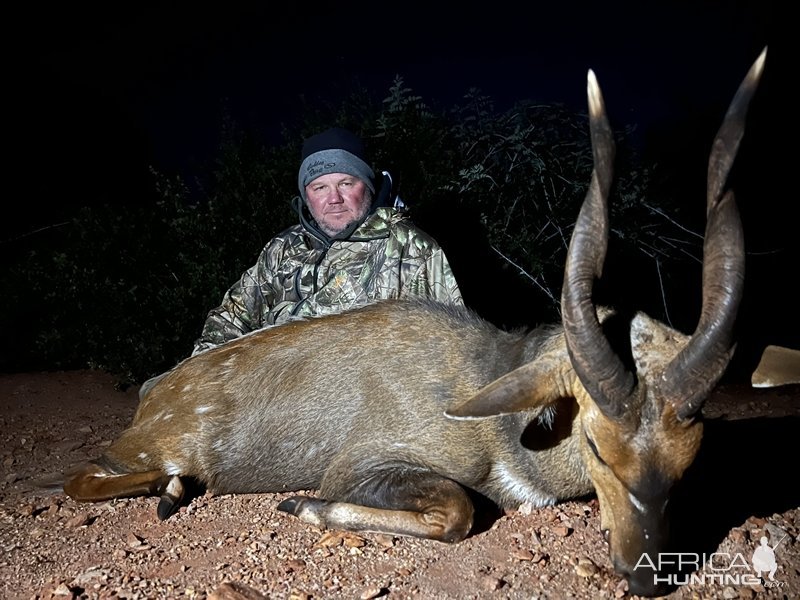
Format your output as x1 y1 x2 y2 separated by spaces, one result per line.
574 557 598 577
359 586 385 599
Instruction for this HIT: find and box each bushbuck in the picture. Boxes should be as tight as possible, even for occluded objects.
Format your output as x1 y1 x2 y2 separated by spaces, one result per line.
61 48 766 596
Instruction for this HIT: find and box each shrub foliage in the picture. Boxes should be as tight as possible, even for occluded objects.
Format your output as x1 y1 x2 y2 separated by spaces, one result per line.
1 77 704 383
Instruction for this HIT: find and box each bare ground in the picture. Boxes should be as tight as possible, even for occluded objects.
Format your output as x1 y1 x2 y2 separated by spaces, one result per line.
0 370 798 600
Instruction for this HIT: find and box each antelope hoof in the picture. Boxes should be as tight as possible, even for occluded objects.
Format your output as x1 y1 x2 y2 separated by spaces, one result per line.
276 497 301 514
277 496 325 527
156 475 185 520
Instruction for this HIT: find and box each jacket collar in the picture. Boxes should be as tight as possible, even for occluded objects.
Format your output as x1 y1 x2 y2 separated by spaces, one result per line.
292 197 403 247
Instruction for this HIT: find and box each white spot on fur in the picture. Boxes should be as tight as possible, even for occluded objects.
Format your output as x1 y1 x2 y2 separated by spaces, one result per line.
443 412 483 421
138 452 148 460
628 492 647 514
304 445 320 459
163 461 182 476
195 405 212 414
492 463 556 507
198 380 221 390
182 384 194 392
165 475 183 497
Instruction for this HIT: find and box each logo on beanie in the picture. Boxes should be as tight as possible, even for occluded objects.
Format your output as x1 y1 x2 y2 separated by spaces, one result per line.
306 160 337 180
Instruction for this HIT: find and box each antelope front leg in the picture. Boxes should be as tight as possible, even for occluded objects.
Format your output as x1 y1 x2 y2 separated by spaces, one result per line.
277 468 474 543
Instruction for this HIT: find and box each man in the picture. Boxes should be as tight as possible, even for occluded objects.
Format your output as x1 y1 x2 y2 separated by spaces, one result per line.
140 127 462 398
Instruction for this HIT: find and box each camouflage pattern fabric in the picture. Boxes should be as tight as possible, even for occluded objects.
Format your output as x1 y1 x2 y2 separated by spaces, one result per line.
192 207 463 355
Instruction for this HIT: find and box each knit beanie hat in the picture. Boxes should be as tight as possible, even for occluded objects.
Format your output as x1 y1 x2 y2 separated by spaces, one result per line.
297 127 376 201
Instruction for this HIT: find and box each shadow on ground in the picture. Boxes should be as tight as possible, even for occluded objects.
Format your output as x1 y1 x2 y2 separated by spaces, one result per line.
665 412 799 584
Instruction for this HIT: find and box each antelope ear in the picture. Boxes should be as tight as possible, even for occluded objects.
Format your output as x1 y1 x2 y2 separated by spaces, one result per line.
445 357 569 419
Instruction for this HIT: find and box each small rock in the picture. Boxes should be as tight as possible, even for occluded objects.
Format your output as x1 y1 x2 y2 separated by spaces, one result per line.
342 533 366 548
65 513 92 528
209 581 267 599
359 586 386 599
518 502 534 515
552 525 571 537
285 558 306 572
53 439 85 452
314 531 344 548
575 557 598 577
481 575 504 591
52 583 73 596
729 528 746 543
373 534 395 548
510 549 534 561
71 566 108 586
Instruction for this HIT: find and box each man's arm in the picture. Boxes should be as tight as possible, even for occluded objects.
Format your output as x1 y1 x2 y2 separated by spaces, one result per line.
408 246 464 305
192 257 275 355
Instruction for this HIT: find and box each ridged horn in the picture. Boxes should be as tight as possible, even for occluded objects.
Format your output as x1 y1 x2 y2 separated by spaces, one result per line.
561 69 635 419
662 47 766 420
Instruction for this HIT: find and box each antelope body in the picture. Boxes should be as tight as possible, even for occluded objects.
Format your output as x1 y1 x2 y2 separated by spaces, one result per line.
61 49 766 597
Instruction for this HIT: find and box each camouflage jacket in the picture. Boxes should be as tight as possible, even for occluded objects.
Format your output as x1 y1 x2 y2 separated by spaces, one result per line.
192 207 463 354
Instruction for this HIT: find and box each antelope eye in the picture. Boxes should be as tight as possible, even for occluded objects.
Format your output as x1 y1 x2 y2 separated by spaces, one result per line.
584 431 607 466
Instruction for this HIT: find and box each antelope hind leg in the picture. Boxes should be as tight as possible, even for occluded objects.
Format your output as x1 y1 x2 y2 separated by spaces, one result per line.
63 460 186 520
277 468 474 543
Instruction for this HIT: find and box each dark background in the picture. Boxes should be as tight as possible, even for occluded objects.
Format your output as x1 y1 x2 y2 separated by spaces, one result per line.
4 1 795 376
6 3 781 226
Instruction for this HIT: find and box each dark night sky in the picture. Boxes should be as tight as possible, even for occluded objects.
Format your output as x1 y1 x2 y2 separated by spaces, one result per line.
8 2 780 228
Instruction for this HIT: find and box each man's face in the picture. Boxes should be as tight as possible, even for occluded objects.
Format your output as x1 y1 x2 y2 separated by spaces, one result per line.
304 173 371 237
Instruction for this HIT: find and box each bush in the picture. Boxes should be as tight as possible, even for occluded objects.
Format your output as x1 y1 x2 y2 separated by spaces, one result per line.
0 78 702 383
